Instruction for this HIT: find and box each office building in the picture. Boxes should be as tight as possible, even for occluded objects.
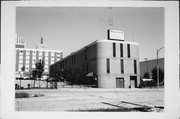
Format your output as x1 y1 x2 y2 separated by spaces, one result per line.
50 30 140 88
15 37 63 78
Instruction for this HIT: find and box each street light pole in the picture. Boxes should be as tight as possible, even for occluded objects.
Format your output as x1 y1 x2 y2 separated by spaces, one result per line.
156 47 164 89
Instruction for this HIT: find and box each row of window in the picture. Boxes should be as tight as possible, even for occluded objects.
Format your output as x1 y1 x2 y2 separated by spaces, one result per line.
16 38 25 44
18 67 49 72
113 43 130 58
18 51 61 57
106 59 137 74
19 55 52 60
71 55 76 65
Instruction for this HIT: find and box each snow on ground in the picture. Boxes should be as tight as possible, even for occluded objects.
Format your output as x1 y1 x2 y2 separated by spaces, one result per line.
15 88 164 111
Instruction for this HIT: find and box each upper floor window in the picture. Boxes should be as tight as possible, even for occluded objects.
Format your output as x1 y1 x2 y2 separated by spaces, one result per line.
107 59 110 74
113 43 116 57
127 44 130 58
120 43 123 57
134 60 137 74
121 59 124 74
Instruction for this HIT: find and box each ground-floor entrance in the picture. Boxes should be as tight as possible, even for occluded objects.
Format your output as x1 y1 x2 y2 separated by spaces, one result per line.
116 77 124 88
130 76 137 88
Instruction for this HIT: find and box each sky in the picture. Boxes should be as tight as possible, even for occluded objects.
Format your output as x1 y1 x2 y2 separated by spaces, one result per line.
16 7 164 61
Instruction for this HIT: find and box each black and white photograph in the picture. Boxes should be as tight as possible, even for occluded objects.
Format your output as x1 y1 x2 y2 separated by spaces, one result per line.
15 7 165 112
1 1 179 119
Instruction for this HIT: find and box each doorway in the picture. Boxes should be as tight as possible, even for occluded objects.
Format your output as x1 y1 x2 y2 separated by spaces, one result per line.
116 77 124 88
130 76 137 88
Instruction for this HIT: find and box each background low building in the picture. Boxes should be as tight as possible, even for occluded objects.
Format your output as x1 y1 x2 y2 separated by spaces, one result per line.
140 58 164 79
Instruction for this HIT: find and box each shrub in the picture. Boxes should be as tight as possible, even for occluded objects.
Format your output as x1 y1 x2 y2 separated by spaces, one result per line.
15 92 29 98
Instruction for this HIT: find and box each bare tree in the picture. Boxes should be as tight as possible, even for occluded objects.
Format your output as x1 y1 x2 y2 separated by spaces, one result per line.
32 58 45 88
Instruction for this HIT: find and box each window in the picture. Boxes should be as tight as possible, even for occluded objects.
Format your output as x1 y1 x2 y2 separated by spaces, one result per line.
86 62 88 74
134 60 137 74
19 50 23 55
45 65 48 68
127 44 130 58
19 60 23 64
45 57 48 60
19 56 23 60
51 61 54 64
121 59 124 74
72 56 73 65
71 55 75 65
63 60 64 67
26 60 29 63
32 64 35 68
39 52 42 55
120 43 123 57
107 59 110 74
113 43 116 57
66 59 68 67
45 52 48 56
26 56 30 60
45 61 48 64
74 55 76 64
85 48 88 61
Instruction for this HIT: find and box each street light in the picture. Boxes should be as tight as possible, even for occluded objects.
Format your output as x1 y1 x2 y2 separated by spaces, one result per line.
156 47 164 89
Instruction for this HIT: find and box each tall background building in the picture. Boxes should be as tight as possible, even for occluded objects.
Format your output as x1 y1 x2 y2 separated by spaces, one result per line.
15 37 63 78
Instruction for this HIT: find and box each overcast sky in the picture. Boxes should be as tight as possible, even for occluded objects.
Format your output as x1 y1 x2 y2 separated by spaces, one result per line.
16 7 164 61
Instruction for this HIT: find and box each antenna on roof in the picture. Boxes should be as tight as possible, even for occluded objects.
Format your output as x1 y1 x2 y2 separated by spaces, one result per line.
41 37 43 44
108 7 113 29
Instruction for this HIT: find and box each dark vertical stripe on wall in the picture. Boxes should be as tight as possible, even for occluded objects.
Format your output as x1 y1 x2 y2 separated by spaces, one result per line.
36 51 39 62
42 51 45 60
113 43 116 57
48 52 51 68
106 59 110 74
120 43 123 57
23 50 26 68
71 55 73 65
29 50 33 70
85 48 87 61
54 52 57 63
86 62 88 74
16 50 19 71
66 59 67 68
134 60 137 74
72 55 75 65
127 44 130 58
121 59 124 74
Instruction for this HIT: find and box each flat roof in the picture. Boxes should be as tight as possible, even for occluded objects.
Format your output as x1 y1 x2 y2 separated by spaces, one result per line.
15 48 63 53
62 39 139 60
